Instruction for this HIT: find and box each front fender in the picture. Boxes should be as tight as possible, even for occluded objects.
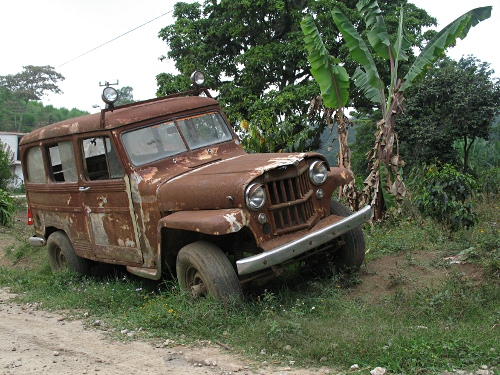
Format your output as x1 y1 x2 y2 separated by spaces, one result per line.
159 209 251 235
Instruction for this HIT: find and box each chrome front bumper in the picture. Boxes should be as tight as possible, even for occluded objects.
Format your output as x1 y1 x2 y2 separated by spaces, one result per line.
236 205 372 276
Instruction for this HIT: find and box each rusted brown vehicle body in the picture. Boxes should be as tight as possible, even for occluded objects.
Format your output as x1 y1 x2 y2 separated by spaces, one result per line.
20 83 371 300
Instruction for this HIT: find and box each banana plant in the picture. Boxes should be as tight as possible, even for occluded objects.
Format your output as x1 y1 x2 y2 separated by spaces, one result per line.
300 14 358 208
302 0 492 219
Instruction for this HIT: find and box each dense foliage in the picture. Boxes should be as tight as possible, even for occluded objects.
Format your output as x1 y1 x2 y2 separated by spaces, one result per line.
0 140 13 191
0 189 15 226
410 163 478 230
157 0 436 153
399 57 500 172
478 167 500 196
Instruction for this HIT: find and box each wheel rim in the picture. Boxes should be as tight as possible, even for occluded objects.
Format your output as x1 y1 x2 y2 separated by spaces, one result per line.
55 247 67 269
185 267 208 298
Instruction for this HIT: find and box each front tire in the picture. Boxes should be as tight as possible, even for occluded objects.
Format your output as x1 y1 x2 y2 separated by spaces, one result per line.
176 241 242 301
329 200 366 271
47 231 91 275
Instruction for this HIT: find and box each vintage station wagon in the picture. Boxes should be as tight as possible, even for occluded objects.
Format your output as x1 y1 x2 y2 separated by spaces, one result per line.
20 71 371 300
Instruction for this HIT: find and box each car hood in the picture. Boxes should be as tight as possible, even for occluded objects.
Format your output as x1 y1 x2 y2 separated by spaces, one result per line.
156 152 325 212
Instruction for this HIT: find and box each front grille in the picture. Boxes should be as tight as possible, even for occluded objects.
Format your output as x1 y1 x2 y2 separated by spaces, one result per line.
266 169 317 235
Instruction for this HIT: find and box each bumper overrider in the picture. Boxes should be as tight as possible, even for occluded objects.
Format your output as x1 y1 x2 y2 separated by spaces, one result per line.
236 205 372 276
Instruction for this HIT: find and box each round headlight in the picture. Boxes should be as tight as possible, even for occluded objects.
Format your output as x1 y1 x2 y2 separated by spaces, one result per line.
102 87 118 105
309 160 328 185
245 183 266 211
190 70 206 86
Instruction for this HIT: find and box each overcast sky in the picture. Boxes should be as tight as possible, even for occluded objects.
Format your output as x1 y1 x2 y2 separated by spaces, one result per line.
1 0 498 114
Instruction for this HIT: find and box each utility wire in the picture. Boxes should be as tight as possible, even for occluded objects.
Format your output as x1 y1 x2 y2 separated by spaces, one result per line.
57 10 173 68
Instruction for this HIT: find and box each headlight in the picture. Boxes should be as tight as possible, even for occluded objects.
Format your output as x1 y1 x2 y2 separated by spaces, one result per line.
309 160 327 185
190 70 206 86
245 183 266 211
102 87 118 105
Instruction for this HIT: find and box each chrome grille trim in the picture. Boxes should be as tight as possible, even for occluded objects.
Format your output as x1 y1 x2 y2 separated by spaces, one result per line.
266 169 315 234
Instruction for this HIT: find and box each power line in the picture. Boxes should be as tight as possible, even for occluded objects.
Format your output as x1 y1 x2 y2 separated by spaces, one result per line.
57 10 173 68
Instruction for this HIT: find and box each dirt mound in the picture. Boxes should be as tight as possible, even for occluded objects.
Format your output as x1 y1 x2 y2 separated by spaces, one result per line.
350 250 484 303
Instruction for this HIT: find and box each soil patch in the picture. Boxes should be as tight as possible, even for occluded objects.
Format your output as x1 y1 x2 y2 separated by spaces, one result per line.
350 250 484 303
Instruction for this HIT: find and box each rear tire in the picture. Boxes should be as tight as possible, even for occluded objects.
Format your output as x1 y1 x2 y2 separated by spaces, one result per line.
47 231 91 275
329 200 366 271
176 241 242 301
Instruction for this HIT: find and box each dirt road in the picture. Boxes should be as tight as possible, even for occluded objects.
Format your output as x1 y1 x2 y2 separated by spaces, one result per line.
0 288 331 375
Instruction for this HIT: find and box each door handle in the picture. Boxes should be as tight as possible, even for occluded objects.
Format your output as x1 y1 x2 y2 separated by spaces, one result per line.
79 186 90 192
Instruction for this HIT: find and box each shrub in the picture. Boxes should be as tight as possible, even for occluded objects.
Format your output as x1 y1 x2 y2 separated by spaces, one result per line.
0 140 13 190
410 164 478 230
0 189 15 227
478 167 500 196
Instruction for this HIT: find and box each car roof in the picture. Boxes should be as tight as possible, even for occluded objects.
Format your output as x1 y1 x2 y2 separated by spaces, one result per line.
20 95 218 145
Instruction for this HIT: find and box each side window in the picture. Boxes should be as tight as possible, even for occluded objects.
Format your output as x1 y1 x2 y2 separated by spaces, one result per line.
48 141 77 182
82 137 124 181
26 147 46 183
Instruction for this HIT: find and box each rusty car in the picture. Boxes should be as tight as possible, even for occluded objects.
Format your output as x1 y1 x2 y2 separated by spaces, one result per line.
20 71 372 300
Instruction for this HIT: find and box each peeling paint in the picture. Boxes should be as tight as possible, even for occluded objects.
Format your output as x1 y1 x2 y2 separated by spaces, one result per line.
97 196 108 208
117 238 137 247
69 122 80 133
90 213 109 245
223 212 247 233
143 168 158 181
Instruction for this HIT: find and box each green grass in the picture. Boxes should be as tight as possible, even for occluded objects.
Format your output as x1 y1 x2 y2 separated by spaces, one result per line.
0 198 499 374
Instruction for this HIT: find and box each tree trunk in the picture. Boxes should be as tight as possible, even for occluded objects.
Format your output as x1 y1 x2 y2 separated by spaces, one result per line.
361 85 406 220
336 112 358 210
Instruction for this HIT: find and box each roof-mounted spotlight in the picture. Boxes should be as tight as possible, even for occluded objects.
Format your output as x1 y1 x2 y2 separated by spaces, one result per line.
190 70 206 87
101 86 119 107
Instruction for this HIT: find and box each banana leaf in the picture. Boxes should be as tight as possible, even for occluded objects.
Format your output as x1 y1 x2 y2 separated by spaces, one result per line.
353 67 382 104
301 14 349 109
331 8 384 102
402 6 492 91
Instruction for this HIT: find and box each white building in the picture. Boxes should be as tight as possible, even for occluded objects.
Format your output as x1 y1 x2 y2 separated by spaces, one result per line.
0 132 25 189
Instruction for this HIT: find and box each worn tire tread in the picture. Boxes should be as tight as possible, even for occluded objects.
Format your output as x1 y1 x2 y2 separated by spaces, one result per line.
176 241 242 301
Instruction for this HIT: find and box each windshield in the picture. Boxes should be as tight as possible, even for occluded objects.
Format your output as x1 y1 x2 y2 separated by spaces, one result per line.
122 112 233 166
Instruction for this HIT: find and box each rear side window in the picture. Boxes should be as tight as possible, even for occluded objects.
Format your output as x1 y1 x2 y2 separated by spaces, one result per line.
26 147 46 183
82 137 124 180
48 141 77 183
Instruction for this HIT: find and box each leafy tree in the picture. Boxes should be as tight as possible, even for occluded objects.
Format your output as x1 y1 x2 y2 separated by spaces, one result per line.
115 86 135 106
399 56 500 172
0 65 64 131
157 0 435 154
302 0 491 219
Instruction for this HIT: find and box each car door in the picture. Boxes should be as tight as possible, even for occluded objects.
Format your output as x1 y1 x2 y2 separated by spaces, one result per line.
79 135 143 265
